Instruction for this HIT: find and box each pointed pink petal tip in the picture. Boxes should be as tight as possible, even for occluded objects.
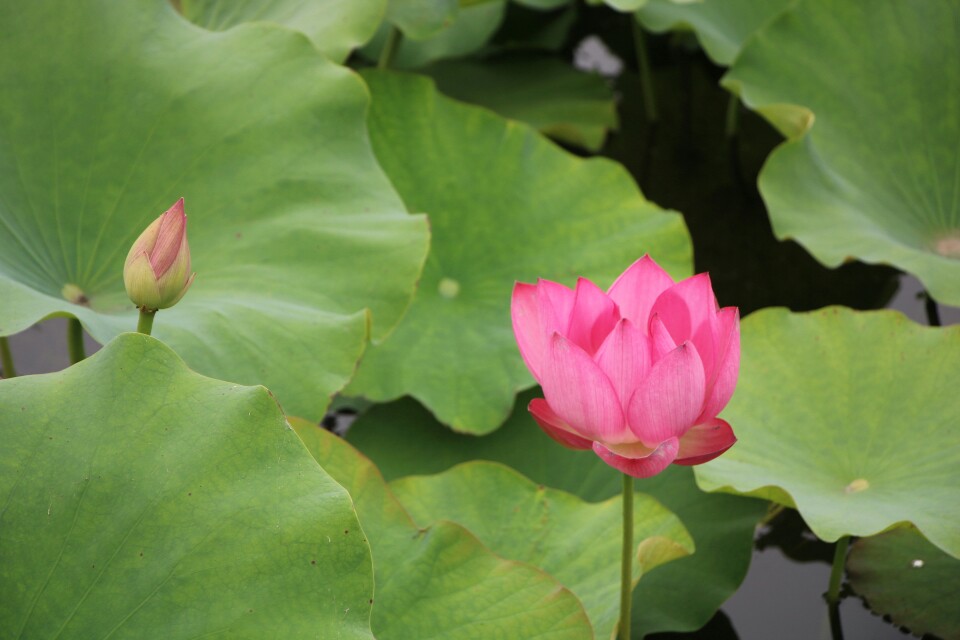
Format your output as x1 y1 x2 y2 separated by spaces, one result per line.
606 254 675 329
167 197 185 217
511 281 544 380
151 199 188 276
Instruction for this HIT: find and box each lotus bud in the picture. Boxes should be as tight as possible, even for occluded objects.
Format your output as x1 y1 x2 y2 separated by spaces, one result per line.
124 198 196 312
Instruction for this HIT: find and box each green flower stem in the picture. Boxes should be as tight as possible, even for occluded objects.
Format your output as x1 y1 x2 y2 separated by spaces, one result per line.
631 19 658 124
923 291 941 326
67 317 86 364
0 336 15 378
619 472 634 640
827 535 850 640
378 26 402 70
137 309 156 336
725 92 740 139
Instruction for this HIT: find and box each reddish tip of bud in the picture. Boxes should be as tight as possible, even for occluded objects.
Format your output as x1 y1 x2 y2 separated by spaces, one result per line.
124 198 195 311
151 199 187 277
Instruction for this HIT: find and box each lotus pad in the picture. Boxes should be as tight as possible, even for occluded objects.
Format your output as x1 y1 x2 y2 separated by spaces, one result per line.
847 526 960 640
180 0 385 62
724 0 960 305
635 0 791 66
696 307 960 558
386 0 458 41
423 55 618 151
391 461 693 639
345 70 692 434
0 0 429 420
0 333 374 638
291 419 594 639
347 393 767 636
367 2 507 69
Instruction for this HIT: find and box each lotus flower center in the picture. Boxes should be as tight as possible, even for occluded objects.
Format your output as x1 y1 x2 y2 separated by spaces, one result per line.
933 231 960 259
438 277 460 299
844 478 869 494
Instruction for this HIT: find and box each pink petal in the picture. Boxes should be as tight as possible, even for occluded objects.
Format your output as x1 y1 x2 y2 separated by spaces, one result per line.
592 438 679 478
649 314 678 361
649 273 719 376
150 198 187 277
675 418 736 465
565 277 620 355
540 333 628 443
607 255 675 330
529 399 593 450
595 318 651 414
698 308 740 421
511 282 547 381
536 278 575 337
627 341 706 448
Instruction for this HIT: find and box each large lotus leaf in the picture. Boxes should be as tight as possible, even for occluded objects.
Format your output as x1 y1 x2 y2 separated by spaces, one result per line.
521 0 645 11
0 333 374 638
422 55 618 151
345 70 692 434
696 307 960 558
489 2 577 53
0 0 429 421
290 419 594 639
391 461 694 640
346 393 766 636
179 0 385 63
634 0 791 66
511 0 569 9
387 0 458 40
847 526 960 640
723 0 960 305
364 1 506 69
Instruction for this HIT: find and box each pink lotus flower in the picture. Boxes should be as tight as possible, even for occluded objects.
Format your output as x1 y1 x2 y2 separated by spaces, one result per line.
511 255 739 478
124 198 196 312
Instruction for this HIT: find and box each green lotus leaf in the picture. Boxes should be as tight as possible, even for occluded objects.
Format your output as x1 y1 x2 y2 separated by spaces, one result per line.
290 418 594 639
696 307 960 558
510 0 644 13
422 54 618 151
391 461 694 639
513 0 569 9
346 392 766 636
0 333 374 638
635 0 791 66
723 0 960 305
180 0 385 62
468 0 643 12
387 0 459 40
847 526 960 640
0 0 429 420
345 70 692 434
521 0 643 11
586 0 647 11
491 3 577 53
365 1 506 69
